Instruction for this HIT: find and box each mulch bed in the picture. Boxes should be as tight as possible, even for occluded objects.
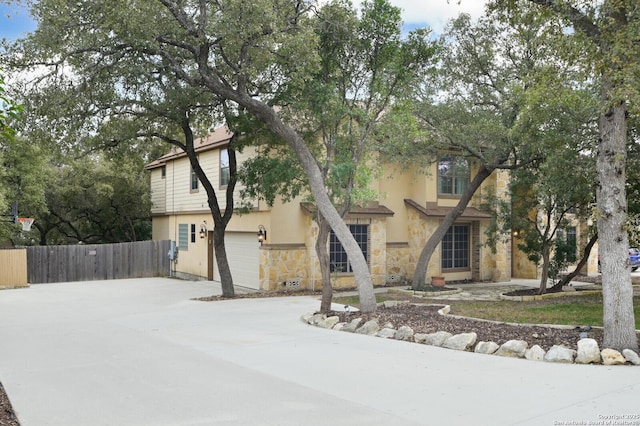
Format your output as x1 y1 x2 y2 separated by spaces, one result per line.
0 382 20 426
330 304 609 352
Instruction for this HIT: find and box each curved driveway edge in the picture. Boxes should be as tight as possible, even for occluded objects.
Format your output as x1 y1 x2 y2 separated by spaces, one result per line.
1 278 638 425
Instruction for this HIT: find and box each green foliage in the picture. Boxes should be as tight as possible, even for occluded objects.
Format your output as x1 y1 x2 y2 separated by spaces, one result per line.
37 155 152 245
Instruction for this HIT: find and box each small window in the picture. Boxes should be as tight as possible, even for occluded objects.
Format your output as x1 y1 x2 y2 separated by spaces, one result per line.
191 224 196 243
190 161 199 192
178 224 189 251
329 225 369 273
442 224 469 270
220 148 230 187
161 166 166 179
438 155 469 196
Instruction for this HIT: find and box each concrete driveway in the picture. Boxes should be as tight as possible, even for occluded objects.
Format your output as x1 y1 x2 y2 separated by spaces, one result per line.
0 278 638 426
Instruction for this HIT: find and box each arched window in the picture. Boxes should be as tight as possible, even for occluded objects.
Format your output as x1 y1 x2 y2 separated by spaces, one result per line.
438 155 469 196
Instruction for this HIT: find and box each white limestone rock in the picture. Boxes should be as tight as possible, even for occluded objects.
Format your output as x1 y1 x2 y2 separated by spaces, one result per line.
601 348 626 365
333 322 346 331
622 349 640 365
395 326 415 341
355 319 380 335
575 338 601 364
544 345 576 363
443 332 477 351
341 317 363 333
383 300 398 308
495 340 528 358
382 322 395 329
413 333 428 344
474 341 499 355
317 316 340 329
423 331 453 347
310 313 326 325
301 313 314 324
525 345 546 361
376 328 397 339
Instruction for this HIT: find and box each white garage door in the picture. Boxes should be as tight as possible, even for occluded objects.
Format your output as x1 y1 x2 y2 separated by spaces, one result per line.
215 232 260 290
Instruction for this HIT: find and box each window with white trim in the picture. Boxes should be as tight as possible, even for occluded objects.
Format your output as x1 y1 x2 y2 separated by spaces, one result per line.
178 224 189 251
438 155 469 196
220 148 230 187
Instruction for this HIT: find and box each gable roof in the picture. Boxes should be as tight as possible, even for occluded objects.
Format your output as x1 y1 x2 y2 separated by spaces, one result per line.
404 199 492 220
300 202 394 218
144 126 233 170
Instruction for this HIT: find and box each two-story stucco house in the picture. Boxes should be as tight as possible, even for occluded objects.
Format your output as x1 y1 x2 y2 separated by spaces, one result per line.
145 126 594 291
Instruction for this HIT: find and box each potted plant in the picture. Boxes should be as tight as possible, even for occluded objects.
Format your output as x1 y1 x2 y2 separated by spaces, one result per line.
431 276 445 287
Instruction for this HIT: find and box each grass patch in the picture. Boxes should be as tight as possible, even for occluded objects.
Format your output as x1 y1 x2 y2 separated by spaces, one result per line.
334 293 640 329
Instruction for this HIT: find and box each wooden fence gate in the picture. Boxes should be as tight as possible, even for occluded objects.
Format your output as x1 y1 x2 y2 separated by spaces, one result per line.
26 240 171 284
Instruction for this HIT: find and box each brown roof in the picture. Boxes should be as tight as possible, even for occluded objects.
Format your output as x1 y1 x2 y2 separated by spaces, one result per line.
145 126 233 170
404 199 492 220
300 202 394 218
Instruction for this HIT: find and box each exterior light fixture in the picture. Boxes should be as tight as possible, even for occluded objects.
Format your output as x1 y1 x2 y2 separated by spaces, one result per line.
257 225 267 245
199 222 207 239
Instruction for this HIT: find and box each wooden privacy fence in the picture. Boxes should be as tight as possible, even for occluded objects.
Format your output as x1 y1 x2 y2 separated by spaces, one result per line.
0 248 28 289
26 240 172 284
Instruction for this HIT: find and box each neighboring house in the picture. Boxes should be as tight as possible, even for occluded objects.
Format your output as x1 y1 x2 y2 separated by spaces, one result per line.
145 126 594 291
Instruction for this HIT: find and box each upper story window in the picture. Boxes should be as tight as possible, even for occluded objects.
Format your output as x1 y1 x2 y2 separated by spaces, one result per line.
220 148 230 187
190 160 199 192
438 155 469 196
161 166 166 179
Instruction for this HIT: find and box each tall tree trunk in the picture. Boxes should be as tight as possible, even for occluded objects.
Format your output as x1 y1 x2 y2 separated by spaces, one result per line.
182 117 237 298
539 243 550 294
412 165 493 288
597 85 638 351
212 224 234 296
316 213 333 313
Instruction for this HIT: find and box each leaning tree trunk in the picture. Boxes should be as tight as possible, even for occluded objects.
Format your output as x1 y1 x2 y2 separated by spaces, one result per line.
412 165 493 288
597 85 638 352
552 234 598 289
316 214 334 313
194 53 376 311
231 96 377 311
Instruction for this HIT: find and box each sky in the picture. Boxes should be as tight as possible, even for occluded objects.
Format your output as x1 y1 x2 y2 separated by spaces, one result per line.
1 1 488 41
0 3 36 41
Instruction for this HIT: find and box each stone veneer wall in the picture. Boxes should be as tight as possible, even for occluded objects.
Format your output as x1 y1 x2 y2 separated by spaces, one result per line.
301 215 388 290
386 243 412 282
259 245 308 291
511 236 539 279
407 209 440 279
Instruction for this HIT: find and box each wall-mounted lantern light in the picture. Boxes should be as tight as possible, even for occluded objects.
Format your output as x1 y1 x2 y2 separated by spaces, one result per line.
257 225 267 245
199 222 208 239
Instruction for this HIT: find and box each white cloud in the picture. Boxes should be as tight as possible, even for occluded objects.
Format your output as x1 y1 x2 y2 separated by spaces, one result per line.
321 0 488 34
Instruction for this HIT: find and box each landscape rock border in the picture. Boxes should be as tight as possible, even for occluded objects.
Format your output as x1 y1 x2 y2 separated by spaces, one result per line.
302 304 640 366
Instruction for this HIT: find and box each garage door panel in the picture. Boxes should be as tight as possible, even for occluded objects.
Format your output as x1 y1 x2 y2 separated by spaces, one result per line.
214 233 259 290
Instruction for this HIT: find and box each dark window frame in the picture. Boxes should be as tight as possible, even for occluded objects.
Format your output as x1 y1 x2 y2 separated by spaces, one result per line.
329 224 369 273
441 224 470 271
